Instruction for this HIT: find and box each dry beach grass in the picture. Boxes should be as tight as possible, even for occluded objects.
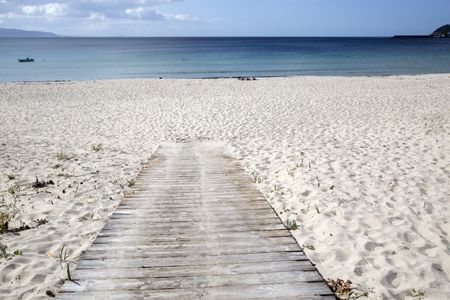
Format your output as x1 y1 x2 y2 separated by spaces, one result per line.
0 75 449 299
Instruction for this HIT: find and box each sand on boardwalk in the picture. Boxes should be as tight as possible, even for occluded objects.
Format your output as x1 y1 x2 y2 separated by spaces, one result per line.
0 75 449 299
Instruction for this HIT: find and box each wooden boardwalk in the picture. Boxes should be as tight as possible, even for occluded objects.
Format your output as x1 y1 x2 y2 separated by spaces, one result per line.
58 142 334 299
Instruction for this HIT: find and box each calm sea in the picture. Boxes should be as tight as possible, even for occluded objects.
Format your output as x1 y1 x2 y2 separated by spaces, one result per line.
1 37 450 81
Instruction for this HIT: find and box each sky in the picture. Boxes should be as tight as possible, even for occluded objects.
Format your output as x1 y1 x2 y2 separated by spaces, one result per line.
0 0 449 37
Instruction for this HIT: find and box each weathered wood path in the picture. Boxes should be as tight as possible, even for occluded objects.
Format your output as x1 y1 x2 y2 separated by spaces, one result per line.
59 142 334 299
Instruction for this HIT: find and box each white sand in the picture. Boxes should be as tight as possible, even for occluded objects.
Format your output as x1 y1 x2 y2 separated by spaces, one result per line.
0 75 449 299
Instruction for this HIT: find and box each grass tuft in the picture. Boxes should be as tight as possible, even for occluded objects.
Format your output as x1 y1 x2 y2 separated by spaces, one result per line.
127 179 136 188
7 185 19 196
302 243 315 251
250 172 262 183
0 243 22 260
327 278 369 299
56 150 73 161
0 212 11 234
91 143 103 152
32 178 55 189
286 219 298 230
411 289 425 298
48 244 75 282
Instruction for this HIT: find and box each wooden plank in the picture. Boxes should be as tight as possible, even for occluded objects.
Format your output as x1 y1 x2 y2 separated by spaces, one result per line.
121 197 267 203
97 228 288 237
59 282 332 299
77 251 306 267
126 192 263 196
82 248 303 260
107 214 279 223
102 217 284 228
100 224 286 233
87 242 300 253
110 209 277 218
114 205 273 211
91 236 293 246
91 236 297 248
101 227 288 236
116 204 271 211
72 260 316 279
107 214 281 223
97 228 290 237
117 201 270 208
61 270 324 292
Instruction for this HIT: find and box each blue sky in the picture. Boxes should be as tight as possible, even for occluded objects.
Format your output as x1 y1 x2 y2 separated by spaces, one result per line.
0 0 449 36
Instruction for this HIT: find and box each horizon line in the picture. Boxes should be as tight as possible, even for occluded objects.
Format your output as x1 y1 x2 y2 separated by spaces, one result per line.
1 35 395 38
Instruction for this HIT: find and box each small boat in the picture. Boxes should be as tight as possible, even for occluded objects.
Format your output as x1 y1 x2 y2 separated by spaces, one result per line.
18 58 34 63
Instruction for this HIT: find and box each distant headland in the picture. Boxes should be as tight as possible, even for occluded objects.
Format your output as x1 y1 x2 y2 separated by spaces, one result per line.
393 24 450 39
0 28 57 38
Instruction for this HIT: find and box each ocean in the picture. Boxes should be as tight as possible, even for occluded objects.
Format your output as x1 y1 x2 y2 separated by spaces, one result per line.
1 37 450 81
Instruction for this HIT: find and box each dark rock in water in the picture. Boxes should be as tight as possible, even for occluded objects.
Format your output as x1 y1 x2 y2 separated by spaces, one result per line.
237 76 257 81
432 24 450 38
18 58 34 63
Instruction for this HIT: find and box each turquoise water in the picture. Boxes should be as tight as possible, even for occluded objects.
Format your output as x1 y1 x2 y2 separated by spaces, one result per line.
1 37 450 81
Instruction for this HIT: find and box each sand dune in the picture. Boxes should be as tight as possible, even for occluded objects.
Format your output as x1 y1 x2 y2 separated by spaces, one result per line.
0 75 449 299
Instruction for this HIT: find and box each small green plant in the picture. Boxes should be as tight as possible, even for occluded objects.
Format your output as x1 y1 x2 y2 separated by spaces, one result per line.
91 143 103 152
411 289 425 298
32 178 55 189
0 243 12 259
7 185 19 196
286 219 298 230
48 244 75 281
302 243 315 251
0 212 11 234
299 152 305 168
316 205 321 214
250 172 262 183
287 167 297 177
57 173 73 178
7 174 16 180
127 179 136 188
327 278 369 299
56 150 73 161
35 219 49 227
0 243 21 260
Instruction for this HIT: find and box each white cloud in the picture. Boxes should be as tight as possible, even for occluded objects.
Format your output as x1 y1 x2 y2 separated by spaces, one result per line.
87 12 106 21
0 0 193 21
166 13 197 22
124 7 164 20
21 3 67 17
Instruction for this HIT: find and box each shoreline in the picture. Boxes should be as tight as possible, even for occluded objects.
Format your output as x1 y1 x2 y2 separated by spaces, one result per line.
1 74 449 299
1 72 450 84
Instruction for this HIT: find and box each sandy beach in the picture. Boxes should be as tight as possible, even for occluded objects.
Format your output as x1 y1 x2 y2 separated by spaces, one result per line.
0 74 449 299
